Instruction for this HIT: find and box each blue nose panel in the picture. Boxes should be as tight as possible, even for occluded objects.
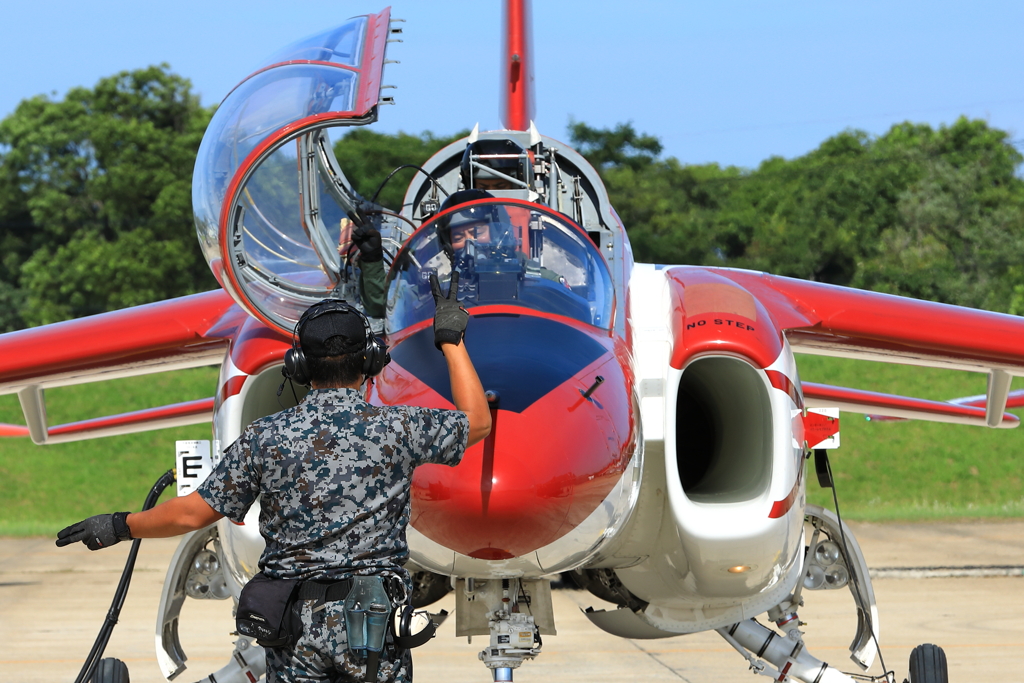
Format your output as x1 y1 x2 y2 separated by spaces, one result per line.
388 314 607 413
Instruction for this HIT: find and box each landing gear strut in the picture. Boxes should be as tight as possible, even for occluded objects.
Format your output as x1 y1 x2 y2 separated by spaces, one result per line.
455 577 554 682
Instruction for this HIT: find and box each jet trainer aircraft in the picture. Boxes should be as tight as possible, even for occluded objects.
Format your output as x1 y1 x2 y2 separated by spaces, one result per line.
1 2 1020 682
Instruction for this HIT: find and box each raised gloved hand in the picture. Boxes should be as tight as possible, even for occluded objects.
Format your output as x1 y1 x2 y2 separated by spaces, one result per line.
55 512 132 550
430 271 468 350
351 225 383 263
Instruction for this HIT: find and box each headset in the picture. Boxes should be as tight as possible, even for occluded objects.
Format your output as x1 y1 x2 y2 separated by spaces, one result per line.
282 300 390 387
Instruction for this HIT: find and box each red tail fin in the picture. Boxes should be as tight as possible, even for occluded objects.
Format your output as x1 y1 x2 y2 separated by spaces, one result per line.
501 0 535 130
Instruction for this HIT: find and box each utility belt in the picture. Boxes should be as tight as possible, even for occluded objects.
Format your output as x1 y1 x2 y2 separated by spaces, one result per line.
236 572 436 679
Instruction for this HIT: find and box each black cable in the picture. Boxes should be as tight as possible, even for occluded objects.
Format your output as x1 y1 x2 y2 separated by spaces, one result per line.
824 455 894 683
370 164 450 205
75 469 177 683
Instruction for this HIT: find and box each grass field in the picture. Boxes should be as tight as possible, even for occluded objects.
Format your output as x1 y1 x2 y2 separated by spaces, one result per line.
0 357 1021 537
797 355 1024 520
0 367 220 536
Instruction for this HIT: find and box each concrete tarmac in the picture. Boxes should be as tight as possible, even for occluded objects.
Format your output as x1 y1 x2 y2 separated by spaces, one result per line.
2 521 1022 683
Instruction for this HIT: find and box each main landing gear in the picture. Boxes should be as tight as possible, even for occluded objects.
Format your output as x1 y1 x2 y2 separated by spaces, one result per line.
907 643 948 683
716 507 950 683
90 657 129 683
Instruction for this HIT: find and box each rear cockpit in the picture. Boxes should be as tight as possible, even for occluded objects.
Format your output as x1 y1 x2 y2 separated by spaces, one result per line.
397 127 622 252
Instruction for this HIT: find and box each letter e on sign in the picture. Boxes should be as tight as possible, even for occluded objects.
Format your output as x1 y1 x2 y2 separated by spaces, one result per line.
176 440 213 497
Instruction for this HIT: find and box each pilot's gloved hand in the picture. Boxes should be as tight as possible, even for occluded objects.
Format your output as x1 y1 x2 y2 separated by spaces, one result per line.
352 225 383 263
430 271 468 350
56 512 132 550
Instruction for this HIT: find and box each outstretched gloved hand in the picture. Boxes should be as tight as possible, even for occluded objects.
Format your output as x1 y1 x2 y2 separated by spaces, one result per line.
430 271 468 350
351 225 383 263
56 512 132 550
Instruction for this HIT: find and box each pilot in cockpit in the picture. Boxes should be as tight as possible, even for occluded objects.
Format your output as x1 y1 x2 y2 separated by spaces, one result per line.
442 191 511 252
388 191 603 330
436 190 567 292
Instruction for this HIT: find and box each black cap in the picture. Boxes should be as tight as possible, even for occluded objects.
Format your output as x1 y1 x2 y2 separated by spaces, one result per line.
298 308 367 357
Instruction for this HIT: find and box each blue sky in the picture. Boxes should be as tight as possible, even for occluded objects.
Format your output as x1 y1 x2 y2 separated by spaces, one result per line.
2 0 1022 169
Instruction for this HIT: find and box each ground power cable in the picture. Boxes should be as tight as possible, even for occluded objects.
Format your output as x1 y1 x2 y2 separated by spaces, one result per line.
823 453 896 683
74 469 177 683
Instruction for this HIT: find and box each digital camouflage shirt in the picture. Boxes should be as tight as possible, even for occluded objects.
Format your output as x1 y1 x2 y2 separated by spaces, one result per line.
198 388 468 581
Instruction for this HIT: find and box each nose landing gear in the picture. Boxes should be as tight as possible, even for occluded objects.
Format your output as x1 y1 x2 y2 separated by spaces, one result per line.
478 608 541 682
455 577 553 682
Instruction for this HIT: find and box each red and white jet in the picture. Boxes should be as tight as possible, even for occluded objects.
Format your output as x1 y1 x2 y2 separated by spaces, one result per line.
1 3 1018 682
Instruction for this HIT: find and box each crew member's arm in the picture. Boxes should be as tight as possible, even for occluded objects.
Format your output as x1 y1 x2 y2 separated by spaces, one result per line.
352 224 386 318
442 341 491 447
126 491 224 538
431 271 491 447
55 492 223 551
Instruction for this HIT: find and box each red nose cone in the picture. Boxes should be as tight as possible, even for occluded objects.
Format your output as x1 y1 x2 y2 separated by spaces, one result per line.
409 359 635 559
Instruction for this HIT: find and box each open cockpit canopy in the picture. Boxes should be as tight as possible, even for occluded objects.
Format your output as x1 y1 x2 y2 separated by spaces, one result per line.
192 9 393 334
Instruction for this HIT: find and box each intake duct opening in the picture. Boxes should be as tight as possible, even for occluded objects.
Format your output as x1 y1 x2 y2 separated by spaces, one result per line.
675 356 773 503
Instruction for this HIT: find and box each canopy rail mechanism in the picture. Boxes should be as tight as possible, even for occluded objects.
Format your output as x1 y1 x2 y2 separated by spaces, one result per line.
298 134 342 283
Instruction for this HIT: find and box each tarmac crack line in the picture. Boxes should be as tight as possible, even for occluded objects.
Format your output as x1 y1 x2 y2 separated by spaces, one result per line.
627 639 696 682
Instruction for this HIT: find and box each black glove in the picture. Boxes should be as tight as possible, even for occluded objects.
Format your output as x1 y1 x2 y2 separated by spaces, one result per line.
55 512 132 550
430 271 468 351
351 225 383 263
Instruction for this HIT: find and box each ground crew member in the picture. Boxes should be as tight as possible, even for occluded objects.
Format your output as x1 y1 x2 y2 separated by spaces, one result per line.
56 278 491 682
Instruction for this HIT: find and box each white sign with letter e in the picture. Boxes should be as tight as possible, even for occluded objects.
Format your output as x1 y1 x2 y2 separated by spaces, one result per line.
176 440 213 497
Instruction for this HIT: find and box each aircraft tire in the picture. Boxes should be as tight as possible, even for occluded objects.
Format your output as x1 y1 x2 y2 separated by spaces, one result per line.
908 643 948 683
91 656 130 683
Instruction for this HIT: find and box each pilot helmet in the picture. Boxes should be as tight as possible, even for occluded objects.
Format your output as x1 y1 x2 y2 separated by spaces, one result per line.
435 190 514 258
460 138 533 191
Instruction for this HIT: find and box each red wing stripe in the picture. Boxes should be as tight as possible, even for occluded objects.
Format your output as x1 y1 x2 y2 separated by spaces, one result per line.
0 291 238 391
803 382 1019 425
47 398 215 437
0 423 30 437
716 268 1024 369
952 388 1024 409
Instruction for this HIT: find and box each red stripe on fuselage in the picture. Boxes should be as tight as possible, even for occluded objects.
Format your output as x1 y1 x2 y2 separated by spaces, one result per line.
766 370 803 410
768 459 804 519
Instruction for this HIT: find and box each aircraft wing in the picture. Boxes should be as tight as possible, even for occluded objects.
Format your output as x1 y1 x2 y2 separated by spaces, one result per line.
704 268 1024 427
0 290 244 444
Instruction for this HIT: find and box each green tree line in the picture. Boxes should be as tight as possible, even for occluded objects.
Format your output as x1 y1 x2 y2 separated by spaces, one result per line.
2 66 1022 331
573 119 1024 313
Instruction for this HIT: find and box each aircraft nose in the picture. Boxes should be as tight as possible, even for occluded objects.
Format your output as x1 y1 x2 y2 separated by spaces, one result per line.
384 313 634 559
410 373 627 559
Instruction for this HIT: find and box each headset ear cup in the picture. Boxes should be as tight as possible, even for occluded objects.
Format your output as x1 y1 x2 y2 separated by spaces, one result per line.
284 347 311 386
363 337 391 377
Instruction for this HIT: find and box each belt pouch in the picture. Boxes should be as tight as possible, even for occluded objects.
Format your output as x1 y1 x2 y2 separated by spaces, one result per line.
236 571 302 648
343 575 392 654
